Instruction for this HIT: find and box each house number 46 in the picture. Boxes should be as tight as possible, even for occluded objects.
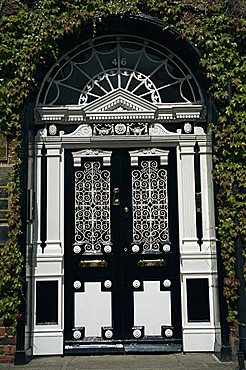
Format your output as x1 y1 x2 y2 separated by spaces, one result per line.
112 58 127 66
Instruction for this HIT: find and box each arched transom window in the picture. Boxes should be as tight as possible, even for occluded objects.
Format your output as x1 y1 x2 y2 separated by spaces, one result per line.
36 35 205 124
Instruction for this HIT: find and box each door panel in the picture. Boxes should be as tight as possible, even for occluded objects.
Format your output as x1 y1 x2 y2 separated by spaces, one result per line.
74 283 112 337
130 149 169 254
134 281 172 335
64 147 181 353
74 149 112 254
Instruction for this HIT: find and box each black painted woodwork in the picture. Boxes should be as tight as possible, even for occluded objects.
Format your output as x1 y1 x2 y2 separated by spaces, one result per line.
36 281 58 324
40 144 47 253
64 147 182 353
194 142 203 248
186 278 210 322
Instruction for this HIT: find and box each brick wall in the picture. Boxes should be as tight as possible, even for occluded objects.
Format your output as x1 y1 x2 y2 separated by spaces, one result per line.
0 319 16 363
0 133 15 363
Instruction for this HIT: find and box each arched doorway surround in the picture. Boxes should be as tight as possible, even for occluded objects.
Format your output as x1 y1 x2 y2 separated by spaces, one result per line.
25 16 221 356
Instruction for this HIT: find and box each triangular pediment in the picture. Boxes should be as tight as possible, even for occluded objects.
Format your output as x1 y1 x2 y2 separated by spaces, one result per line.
83 88 157 113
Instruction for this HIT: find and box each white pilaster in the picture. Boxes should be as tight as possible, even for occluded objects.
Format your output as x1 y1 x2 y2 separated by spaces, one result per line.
198 141 216 253
45 143 62 255
199 141 221 348
179 141 199 252
35 141 44 255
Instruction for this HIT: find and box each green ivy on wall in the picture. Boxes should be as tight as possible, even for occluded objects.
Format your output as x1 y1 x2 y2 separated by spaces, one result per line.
0 0 245 333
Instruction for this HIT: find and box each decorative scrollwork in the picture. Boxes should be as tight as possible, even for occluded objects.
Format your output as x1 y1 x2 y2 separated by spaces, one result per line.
115 123 127 134
75 161 111 254
184 122 192 133
132 160 169 253
49 124 57 136
92 122 148 136
79 70 161 106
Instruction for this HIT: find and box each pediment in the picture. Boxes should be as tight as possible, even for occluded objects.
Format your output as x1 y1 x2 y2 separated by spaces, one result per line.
83 88 157 113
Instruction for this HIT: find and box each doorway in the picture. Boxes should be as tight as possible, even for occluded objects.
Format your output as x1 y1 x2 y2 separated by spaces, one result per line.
64 147 182 353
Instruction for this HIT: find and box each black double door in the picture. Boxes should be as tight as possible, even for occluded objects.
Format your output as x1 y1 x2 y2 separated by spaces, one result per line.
64 147 181 353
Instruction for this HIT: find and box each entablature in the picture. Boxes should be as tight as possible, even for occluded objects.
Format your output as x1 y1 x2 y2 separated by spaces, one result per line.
35 103 205 125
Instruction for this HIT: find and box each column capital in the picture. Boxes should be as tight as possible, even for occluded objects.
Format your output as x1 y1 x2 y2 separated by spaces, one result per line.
198 142 213 155
179 141 196 155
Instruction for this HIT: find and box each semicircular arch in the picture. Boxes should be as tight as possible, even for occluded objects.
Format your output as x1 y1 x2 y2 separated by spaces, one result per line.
35 15 209 126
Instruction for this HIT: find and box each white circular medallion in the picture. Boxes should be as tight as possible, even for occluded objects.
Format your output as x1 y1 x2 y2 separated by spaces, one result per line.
73 245 81 254
132 245 140 253
133 329 142 338
133 280 141 289
105 330 113 339
104 280 112 289
104 245 112 253
73 281 82 289
163 279 171 288
163 244 171 253
115 123 127 135
165 329 173 337
184 122 192 134
49 124 57 136
73 330 81 339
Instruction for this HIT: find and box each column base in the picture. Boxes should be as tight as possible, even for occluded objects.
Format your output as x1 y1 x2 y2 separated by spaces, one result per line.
215 345 232 362
14 348 32 365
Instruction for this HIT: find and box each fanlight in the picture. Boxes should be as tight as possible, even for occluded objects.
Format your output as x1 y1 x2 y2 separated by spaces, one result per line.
37 35 204 108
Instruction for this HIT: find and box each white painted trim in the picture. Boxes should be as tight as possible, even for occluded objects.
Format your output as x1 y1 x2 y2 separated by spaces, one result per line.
129 148 169 166
199 141 216 253
31 123 220 355
72 148 112 166
36 102 204 123
34 142 43 255
45 144 62 255
183 330 216 352
33 332 63 355
179 142 199 252
83 88 157 113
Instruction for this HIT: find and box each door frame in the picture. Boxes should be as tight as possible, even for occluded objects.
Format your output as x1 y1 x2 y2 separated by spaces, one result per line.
27 122 220 355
